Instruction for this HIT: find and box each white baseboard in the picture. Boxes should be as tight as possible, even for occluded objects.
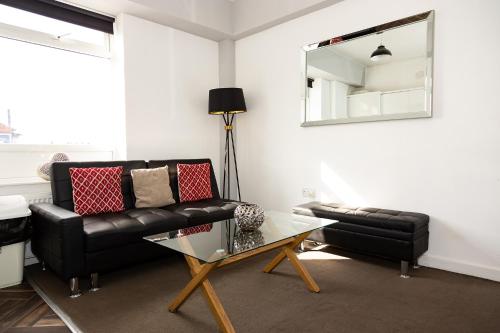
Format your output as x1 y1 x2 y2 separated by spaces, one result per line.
419 254 500 282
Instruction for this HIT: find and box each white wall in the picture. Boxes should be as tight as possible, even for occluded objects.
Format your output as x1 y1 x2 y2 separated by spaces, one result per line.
219 39 236 87
116 14 221 173
365 57 426 92
235 0 500 281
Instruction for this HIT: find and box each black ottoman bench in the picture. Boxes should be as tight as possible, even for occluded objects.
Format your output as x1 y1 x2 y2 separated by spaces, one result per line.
293 202 429 278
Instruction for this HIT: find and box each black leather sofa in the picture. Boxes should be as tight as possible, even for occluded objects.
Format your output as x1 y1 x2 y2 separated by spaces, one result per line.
293 202 429 277
30 158 241 297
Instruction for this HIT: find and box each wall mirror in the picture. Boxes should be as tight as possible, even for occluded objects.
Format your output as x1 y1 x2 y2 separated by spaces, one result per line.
301 11 434 126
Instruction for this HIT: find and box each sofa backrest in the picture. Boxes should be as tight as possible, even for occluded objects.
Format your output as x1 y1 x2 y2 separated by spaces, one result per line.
148 159 220 203
51 160 147 211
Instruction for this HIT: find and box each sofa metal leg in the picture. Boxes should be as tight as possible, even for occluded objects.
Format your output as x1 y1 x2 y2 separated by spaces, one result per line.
413 257 421 269
69 277 82 298
298 241 305 253
41 261 46 271
400 260 410 278
89 273 100 292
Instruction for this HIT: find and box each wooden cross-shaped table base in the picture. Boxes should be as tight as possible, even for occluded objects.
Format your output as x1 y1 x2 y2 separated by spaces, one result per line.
168 232 319 333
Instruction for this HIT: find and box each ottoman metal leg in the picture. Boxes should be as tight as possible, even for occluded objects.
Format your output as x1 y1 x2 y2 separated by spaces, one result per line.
69 277 82 298
90 273 100 292
298 241 305 253
400 260 410 278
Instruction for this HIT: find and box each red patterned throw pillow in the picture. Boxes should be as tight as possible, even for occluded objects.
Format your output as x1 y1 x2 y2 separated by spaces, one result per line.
177 163 213 203
180 223 213 236
69 166 125 216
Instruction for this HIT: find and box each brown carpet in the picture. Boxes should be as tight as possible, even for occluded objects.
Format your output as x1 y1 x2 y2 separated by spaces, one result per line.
25 247 500 333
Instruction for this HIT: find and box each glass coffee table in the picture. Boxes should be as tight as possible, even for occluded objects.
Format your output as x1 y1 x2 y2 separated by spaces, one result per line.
144 211 335 333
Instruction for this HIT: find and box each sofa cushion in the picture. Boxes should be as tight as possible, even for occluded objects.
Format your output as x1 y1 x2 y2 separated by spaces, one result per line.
164 199 240 225
69 166 125 216
177 163 213 203
327 222 428 241
293 202 429 233
131 166 175 208
83 208 187 252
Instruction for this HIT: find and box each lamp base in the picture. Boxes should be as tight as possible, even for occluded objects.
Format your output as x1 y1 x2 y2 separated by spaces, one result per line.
222 113 241 201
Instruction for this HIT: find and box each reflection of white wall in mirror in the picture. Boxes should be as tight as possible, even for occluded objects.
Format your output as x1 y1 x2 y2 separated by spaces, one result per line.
307 82 320 121
308 78 331 121
307 48 365 86
330 81 348 118
347 91 381 117
364 57 426 91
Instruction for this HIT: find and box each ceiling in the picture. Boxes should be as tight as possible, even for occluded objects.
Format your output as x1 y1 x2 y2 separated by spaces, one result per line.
330 21 428 65
63 0 344 41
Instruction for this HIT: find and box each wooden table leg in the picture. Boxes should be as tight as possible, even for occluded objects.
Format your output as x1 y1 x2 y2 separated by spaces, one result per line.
263 232 320 293
263 232 309 273
283 248 320 293
174 255 236 333
262 251 288 273
168 261 219 312
198 279 235 333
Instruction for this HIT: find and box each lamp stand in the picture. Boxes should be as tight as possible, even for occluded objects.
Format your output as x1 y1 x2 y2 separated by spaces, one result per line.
222 113 241 201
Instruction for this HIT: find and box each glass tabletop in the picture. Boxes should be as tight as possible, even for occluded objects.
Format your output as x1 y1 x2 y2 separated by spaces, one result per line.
144 210 336 263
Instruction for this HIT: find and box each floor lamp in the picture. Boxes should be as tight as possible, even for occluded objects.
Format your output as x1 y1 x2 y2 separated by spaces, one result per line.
208 88 247 201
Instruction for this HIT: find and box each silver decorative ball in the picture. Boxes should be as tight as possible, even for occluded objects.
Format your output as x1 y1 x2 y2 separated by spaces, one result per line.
234 204 264 231
51 153 70 162
37 152 70 181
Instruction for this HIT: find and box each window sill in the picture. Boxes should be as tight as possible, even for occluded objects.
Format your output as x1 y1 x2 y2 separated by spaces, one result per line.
0 177 49 187
0 144 114 153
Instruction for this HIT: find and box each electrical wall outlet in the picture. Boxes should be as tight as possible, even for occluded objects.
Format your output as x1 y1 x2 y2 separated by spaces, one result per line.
302 188 316 199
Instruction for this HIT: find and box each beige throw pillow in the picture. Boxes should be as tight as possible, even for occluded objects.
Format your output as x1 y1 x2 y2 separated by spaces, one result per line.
131 166 175 208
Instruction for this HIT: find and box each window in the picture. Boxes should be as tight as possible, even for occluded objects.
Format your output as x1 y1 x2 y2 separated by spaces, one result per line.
0 4 116 145
0 4 110 52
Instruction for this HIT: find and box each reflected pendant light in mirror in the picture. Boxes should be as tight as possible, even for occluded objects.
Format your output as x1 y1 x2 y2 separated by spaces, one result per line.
370 32 392 61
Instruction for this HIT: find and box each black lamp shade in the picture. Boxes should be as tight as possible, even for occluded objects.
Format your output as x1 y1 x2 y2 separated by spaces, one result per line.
370 45 392 61
208 88 247 115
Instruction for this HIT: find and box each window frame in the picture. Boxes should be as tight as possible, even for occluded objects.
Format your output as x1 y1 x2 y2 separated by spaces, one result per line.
0 20 111 58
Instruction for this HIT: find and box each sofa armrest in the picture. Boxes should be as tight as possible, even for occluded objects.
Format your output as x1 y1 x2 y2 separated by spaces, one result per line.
30 203 85 280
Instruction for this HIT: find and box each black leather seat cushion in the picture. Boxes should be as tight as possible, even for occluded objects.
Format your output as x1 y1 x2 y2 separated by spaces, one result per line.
294 202 429 233
164 199 240 225
83 208 187 252
328 222 428 241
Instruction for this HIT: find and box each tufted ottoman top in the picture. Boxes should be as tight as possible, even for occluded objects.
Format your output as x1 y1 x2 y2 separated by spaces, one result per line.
293 202 429 233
